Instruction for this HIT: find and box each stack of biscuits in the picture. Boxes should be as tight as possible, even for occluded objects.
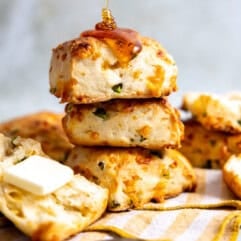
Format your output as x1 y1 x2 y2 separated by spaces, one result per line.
49 29 196 211
180 92 241 168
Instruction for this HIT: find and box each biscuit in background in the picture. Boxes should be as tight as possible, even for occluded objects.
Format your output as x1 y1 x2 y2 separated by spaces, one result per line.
180 119 230 168
0 112 73 162
180 119 241 169
65 146 196 211
181 92 241 134
63 98 184 149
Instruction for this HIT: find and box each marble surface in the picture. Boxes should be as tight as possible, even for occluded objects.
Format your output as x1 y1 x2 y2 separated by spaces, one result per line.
0 0 241 121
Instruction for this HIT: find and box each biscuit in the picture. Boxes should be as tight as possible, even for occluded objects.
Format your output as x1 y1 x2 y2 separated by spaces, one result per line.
0 175 108 241
65 146 196 211
49 36 178 103
223 154 241 200
0 133 108 241
63 98 184 149
0 112 73 162
180 119 230 168
182 92 241 133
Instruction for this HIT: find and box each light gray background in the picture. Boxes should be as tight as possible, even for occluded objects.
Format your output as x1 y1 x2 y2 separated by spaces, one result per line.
0 0 241 121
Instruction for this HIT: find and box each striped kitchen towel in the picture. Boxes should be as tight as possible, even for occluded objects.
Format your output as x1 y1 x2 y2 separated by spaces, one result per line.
1 169 241 241
85 209 241 241
70 168 241 241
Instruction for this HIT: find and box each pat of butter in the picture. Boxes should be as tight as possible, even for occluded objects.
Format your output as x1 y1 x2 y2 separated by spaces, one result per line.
3 155 74 195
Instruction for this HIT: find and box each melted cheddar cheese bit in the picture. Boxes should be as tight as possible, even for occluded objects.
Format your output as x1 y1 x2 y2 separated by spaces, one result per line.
3 155 74 196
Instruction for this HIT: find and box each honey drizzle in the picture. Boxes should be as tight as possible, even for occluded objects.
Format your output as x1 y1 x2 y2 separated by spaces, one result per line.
95 0 116 30
99 0 117 30
81 1 142 65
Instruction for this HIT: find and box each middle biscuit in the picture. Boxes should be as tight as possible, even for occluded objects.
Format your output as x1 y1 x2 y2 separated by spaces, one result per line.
63 98 184 149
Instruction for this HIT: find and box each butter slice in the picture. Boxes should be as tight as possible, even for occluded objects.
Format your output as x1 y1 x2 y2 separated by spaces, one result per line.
3 155 74 195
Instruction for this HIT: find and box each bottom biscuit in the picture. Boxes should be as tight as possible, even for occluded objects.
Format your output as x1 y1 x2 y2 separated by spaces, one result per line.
65 146 196 211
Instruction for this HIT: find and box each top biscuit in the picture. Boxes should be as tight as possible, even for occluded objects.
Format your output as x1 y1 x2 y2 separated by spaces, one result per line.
182 92 241 133
49 35 178 103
